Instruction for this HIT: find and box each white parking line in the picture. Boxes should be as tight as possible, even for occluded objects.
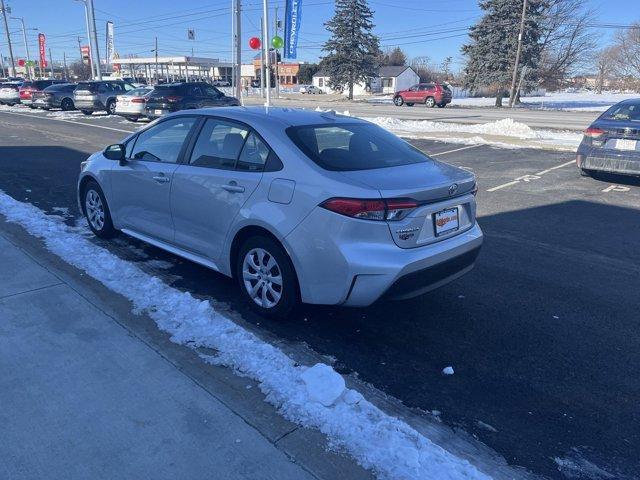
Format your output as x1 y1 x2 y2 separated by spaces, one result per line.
487 159 575 192
602 184 631 193
0 110 135 134
430 144 482 157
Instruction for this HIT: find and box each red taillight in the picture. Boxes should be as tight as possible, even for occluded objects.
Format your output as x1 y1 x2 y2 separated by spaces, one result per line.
584 127 604 138
320 198 418 221
166 95 183 103
131 97 146 103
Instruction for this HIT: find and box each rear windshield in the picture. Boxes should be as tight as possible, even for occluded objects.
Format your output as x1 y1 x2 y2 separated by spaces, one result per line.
286 123 429 171
151 85 180 96
125 87 152 96
76 82 98 92
45 83 75 92
601 102 640 122
20 81 33 89
33 80 54 89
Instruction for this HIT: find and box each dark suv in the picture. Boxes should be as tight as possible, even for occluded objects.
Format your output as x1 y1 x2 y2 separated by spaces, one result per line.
145 82 240 119
73 80 135 115
19 80 67 108
32 83 78 111
393 83 452 108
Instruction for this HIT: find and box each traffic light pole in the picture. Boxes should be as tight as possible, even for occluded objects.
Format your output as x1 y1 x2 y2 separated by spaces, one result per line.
12 17 32 80
0 0 15 76
262 0 271 106
234 0 242 102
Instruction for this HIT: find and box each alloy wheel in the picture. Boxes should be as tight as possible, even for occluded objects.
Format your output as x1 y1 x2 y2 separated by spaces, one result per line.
242 248 283 309
85 189 105 231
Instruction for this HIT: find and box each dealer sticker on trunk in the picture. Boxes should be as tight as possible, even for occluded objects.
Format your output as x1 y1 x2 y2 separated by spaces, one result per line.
434 207 459 237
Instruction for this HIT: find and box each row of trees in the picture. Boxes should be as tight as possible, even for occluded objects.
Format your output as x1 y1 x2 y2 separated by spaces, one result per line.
596 25 640 92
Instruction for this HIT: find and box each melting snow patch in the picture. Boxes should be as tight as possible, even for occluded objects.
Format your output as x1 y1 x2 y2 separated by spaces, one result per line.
443 366 455 376
0 190 492 480
554 448 615 479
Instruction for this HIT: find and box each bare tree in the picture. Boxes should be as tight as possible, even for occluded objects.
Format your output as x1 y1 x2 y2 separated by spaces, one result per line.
538 0 598 89
613 23 640 79
595 46 619 93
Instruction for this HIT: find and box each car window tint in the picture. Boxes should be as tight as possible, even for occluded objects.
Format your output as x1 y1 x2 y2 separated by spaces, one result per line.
123 83 135 91
189 118 249 169
602 102 640 122
237 132 269 171
203 86 221 97
184 85 203 97
131 117 197 163
287 123 429 171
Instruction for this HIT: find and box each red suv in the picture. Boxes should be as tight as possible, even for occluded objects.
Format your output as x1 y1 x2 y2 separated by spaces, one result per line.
393 83 452 108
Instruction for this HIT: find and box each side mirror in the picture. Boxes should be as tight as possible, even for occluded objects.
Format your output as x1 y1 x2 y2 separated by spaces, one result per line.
104 144 126 164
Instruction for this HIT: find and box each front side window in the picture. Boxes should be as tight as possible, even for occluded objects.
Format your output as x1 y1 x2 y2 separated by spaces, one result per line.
286 123 430 171
130 117 197 163
189 118 249 169
203 86 222 98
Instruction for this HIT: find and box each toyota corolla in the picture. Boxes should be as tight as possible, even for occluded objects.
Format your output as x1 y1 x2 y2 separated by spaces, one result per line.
78 107 483 316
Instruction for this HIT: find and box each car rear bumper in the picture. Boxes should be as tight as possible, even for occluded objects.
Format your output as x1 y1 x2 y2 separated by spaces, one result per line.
577 150 640 176
284 207 483 307
74 99 105 111
0 95 19 104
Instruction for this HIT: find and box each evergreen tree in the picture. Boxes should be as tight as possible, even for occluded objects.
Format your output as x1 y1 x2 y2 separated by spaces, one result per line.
380 47 407 66
462 0 545 106
322 0 381 99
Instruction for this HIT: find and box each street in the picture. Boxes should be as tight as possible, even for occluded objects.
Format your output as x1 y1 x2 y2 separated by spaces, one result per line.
0 107 638 479
242 95 602 131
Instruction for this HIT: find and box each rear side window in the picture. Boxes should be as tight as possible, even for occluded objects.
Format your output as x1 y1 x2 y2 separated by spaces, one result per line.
152 86 180 97
131 117 197 163
237 132 269 171
189 118 249 169
77 82 98 93
286 123 429 171
183 84 203 97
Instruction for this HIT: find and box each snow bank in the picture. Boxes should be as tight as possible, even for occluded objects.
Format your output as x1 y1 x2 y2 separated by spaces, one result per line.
0 190 491 480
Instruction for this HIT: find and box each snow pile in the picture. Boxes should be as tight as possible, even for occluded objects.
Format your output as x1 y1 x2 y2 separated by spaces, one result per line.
0 190 492 480
442 366 455 376
367 116 582 150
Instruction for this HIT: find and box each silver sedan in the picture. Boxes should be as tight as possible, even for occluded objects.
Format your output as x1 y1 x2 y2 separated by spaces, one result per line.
78 107 483 316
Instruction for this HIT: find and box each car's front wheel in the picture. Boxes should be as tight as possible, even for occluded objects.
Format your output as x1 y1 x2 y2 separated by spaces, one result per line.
61 98 74 111
425 96 436 108
236 236 299 318
83 181 117 238
393 96 404 106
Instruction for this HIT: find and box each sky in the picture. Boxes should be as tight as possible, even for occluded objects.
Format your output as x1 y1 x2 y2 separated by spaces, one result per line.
0 0 638 71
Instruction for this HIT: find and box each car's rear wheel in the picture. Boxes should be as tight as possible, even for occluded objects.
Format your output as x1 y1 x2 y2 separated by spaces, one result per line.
437 103 446 108
393 96 404 106
106 100 116 115
236 236 299 318
82 181 117 239
125 116 138 122
81 110 92 115
61 98 74 111
406 102 414 107
425 96 436 108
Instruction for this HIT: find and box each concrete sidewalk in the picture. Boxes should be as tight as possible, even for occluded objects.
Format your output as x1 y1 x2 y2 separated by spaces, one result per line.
0 218 372 480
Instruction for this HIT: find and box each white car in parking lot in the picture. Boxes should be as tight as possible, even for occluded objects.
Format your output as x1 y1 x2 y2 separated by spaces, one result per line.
115 87 154 122
0 82 22 105
299 85 323 94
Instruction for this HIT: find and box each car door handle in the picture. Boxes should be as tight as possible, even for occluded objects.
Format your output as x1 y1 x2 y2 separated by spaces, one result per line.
221 182 245 193
153 175 170 184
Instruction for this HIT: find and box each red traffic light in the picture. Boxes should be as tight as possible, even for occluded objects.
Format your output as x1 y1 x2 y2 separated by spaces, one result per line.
249 37 261 50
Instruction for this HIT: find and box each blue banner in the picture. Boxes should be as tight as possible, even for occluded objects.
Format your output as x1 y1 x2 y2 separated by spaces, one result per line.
284 0 302 59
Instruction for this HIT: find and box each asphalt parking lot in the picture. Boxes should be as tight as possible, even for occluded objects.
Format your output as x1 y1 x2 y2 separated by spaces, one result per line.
0 107 639 480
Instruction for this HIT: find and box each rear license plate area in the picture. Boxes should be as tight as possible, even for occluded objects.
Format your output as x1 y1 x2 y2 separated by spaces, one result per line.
434 207 459 237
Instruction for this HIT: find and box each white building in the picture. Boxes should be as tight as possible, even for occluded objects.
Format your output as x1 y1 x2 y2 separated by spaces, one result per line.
312 65 420 95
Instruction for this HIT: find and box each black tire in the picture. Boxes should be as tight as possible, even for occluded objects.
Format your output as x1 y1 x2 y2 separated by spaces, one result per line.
82 180 117 239
425 96 436 108
437 103 446 108
61 98 74 111
406 102 414 107
106 99 116 115
236 235 299 318
580 168 592 178
125 116 139 122
81 110 93 115
393 96 404 106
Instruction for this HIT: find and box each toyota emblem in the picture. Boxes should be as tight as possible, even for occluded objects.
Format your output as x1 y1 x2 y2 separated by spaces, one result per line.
448 183 458 196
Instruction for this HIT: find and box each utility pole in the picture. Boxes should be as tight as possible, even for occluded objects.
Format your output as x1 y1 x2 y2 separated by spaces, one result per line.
0 47 6 77
262 0 271 106
75 0 95 79
11 17 31 80
508 0 527 108
0 0 15 76
260 17 265 98
234 0 242 102
87 0 101 80
48 48 53 78
274 6 279 98
154 36 158 84
63 51 68 80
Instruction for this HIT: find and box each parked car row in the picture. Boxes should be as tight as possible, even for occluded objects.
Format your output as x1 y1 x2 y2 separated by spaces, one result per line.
0 80 240 120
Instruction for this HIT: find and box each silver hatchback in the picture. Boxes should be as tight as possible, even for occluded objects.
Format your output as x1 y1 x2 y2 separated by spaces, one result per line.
78 107 483 316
